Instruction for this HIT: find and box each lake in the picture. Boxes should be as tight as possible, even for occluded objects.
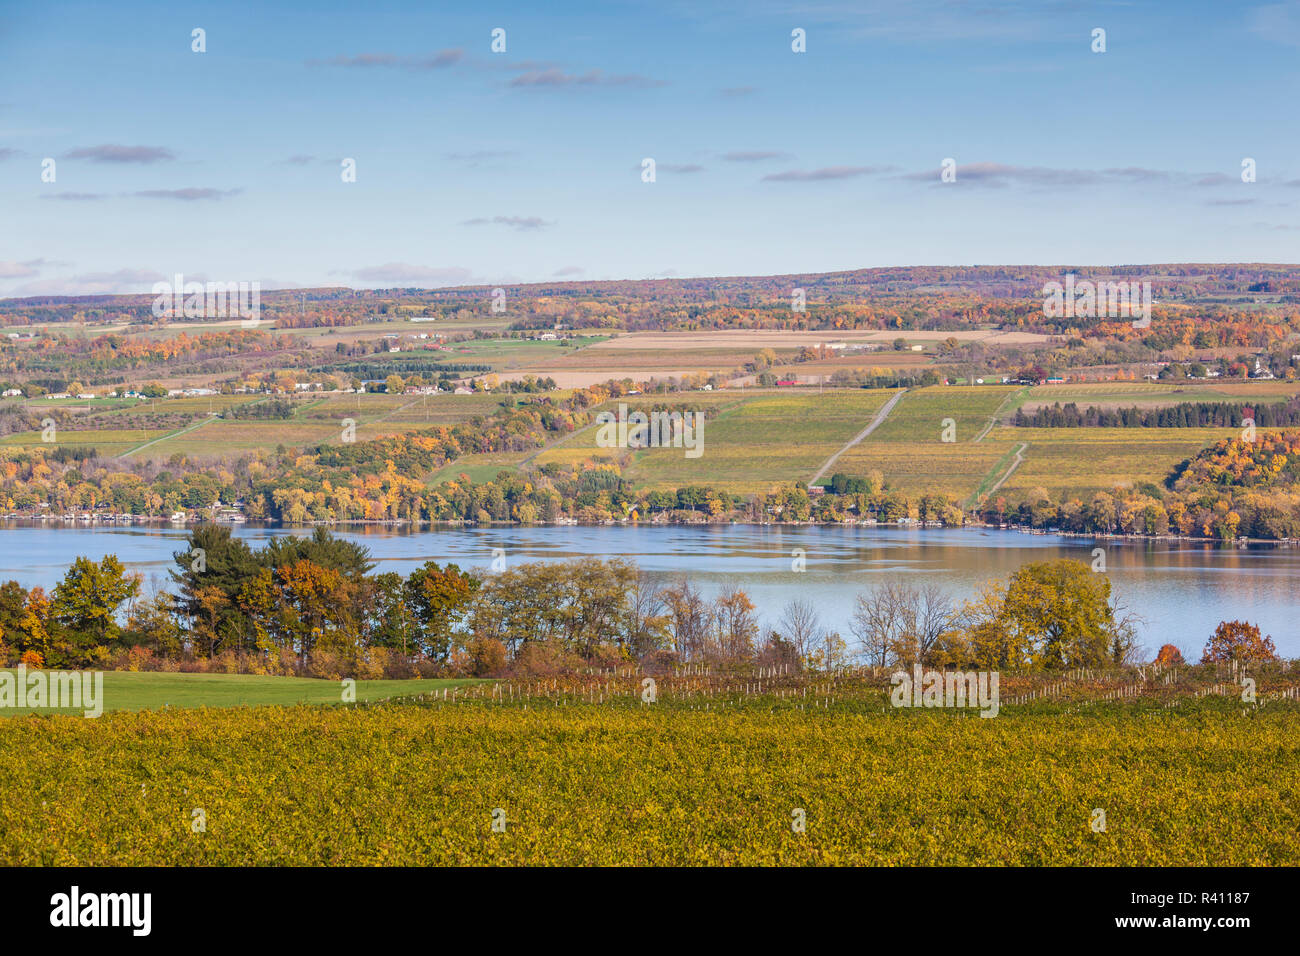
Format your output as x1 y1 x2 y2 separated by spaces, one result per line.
1 522 1297 658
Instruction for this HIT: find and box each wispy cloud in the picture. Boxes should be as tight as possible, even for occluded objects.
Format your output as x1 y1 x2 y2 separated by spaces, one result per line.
553 266 584 277
7 268 166 296
445 150 518 164
412 49 465 69
763 165 893 182
721 86 756 96
722 150 791 162
63 144 174 164
40 192 106 201
0 259 47 279
900 162 1098 186
0 147 19 161
901 162 1255 189
462 215 553 231
280 154 316 166
130 188 241 201
307 49 464 69
508 68 665 88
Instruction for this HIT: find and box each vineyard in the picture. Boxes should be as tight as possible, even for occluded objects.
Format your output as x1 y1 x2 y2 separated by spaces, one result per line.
2 662 1296 866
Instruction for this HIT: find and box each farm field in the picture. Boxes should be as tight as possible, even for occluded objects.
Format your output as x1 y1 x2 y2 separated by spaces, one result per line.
534 390 895 492
3 380 1289 501
864 386 1018 443
0 427 173 457
0 670 480 715
841 440 1019 500
436 335 608 370
1 678 1294 865
586 329 1056 350
989 426 1238 499
475 383 1277 501
827 383 1292 502
832 387 1020 498
0 393 521 462
299 391 508 425
1014 380 1300 413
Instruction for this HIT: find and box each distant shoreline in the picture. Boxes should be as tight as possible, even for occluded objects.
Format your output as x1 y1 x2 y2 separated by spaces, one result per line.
0 515 1292 547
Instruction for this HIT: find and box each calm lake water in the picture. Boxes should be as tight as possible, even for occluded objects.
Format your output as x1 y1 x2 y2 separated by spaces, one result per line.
2 523 1297 658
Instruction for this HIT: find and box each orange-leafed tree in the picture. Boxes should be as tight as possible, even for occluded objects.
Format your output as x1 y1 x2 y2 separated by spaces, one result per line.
1154 643 1185 666
1201 620 1278 664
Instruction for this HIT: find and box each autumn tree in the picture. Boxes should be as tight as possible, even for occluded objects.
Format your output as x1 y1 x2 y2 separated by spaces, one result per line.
50 554 140 651
712 584 759 661
660 577 712 661
406 561 480 661
1201 620 1278 664
171 524 259 652
998 559 1137 668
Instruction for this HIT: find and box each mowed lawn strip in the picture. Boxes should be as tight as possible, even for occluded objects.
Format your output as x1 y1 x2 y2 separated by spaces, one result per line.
0 670 483 715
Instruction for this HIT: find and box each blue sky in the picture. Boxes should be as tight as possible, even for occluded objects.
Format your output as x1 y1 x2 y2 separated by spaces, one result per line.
3 0 1300 297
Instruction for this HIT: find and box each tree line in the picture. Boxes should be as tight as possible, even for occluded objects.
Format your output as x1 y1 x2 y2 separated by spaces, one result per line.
1014 399 1300 429
0 531 1278 678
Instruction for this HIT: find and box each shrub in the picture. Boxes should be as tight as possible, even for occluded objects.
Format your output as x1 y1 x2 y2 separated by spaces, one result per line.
468 637 507 677
1155 644 1185 666
306 649 343 680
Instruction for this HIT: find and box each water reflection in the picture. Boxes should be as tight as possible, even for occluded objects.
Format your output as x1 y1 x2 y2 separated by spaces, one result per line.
0 522 1295 657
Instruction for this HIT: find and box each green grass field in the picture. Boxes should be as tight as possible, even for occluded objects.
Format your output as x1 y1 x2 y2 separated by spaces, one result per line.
0 670 481 716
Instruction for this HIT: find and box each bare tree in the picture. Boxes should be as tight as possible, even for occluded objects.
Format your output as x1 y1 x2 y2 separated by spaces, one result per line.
851 580 959 667
629 571 668 659
908 582 959 666
713 583 759 661
851 584 903 667
778 597 821 661
660 577 712 661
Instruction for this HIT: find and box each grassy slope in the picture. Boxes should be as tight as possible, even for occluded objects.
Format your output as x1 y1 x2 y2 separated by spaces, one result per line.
4 380 1295 502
